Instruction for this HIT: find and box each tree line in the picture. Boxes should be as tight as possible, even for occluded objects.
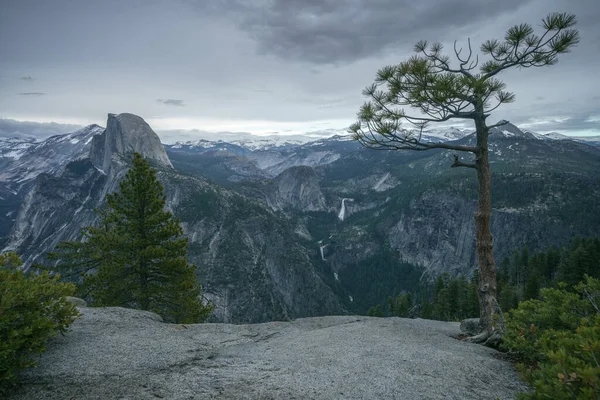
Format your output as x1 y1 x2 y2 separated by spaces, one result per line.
369 235 600 321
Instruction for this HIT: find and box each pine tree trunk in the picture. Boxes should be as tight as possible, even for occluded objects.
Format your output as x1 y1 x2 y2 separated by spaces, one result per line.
471 119 505 346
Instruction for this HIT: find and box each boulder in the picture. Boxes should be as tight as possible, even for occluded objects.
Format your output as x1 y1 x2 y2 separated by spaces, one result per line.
65 296 87 307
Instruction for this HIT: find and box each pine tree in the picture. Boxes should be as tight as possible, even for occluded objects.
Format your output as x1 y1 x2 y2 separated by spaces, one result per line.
50 153 213 323
523 272 540 301
349 13 579 345
389 292 413 317
562 246 592 286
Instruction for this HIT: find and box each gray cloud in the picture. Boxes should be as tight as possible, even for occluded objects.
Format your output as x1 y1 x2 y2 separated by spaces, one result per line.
516 113 600 134
157 99 185 107
18 92 46 96
20 76 34 81
0 118 83 139
0 0 598 138
207 0 531 64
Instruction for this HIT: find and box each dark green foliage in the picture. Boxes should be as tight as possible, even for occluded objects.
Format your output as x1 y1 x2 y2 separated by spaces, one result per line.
388 292 413 317
420 273 479 321
503 276 600 399
498 283 520 313
50 153 213 323
559 244 597 287
496 236 600 311
337 245 423 314
377 273 478 321
367 304 384 317
0 253 79 395
177 190 221 222
523 272 540 301
367 236 600 322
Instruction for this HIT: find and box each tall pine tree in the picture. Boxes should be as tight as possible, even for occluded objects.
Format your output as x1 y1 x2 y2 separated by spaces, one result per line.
50 153 213 323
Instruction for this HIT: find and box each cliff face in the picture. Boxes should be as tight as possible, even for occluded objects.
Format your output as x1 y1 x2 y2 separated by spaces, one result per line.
158 171 344 323
0 125 104 243
167 129 600 305
383 190 572 276
3 159 108 266
3 114 600 321
266 166 327 212
2 113 344 323
3 113 174 266
90 113 172 173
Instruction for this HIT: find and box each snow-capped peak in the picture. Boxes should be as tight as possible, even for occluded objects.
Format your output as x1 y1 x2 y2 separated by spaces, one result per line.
0 124 106 184
527 131 570 140
419 127 471 141
171 139 218 149
230 136 307 150
172 134 334 152
489 122 537 139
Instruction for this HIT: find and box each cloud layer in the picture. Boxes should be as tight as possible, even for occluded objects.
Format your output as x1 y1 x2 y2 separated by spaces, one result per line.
0 118 82 139
0 0 598 138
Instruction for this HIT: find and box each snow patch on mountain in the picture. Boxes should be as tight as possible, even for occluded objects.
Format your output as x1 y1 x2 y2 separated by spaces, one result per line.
0 137 38 159
420 127 471 142
526 130 569 140
0 124 105 185
173 136 314 152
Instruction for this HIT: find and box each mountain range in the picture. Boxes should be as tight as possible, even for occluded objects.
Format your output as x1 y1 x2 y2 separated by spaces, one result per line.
2 113 599 322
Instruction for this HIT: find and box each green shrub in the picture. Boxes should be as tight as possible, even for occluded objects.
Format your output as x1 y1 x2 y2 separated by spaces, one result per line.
367 304 384 317
503 275 600 399
0 253 80 395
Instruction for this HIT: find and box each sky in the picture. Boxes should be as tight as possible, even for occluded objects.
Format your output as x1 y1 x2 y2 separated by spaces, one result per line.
0 0 599 142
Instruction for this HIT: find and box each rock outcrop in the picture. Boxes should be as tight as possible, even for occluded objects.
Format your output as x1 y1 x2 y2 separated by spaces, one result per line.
2 159 108 265
65 296 87 307
90 113 172 173
2 114 345 323
4 114 600 323
267 166 327 211
9 307 528 400
4 113 174 265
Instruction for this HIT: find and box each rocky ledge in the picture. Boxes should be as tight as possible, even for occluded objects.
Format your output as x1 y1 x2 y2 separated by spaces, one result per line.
10 307 528 399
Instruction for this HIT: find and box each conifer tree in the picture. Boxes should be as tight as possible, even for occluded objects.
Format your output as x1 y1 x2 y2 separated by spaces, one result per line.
51 153 213 323
350 13 579 345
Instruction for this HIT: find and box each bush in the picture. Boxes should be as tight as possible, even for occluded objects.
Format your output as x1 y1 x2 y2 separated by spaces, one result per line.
367 304 384 317
503 275 600 399
0 253 79 395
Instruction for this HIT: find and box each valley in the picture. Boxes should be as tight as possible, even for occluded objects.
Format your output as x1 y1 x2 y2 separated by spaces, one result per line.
2 114 600 322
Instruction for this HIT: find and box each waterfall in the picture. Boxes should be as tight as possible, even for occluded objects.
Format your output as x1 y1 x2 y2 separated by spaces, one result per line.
337 198 354 221
319 244 327 261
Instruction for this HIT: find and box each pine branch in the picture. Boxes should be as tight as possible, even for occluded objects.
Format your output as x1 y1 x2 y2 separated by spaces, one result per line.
354 126 477 153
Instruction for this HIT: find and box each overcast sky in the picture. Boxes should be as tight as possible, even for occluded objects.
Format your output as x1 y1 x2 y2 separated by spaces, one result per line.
1 0 598 141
